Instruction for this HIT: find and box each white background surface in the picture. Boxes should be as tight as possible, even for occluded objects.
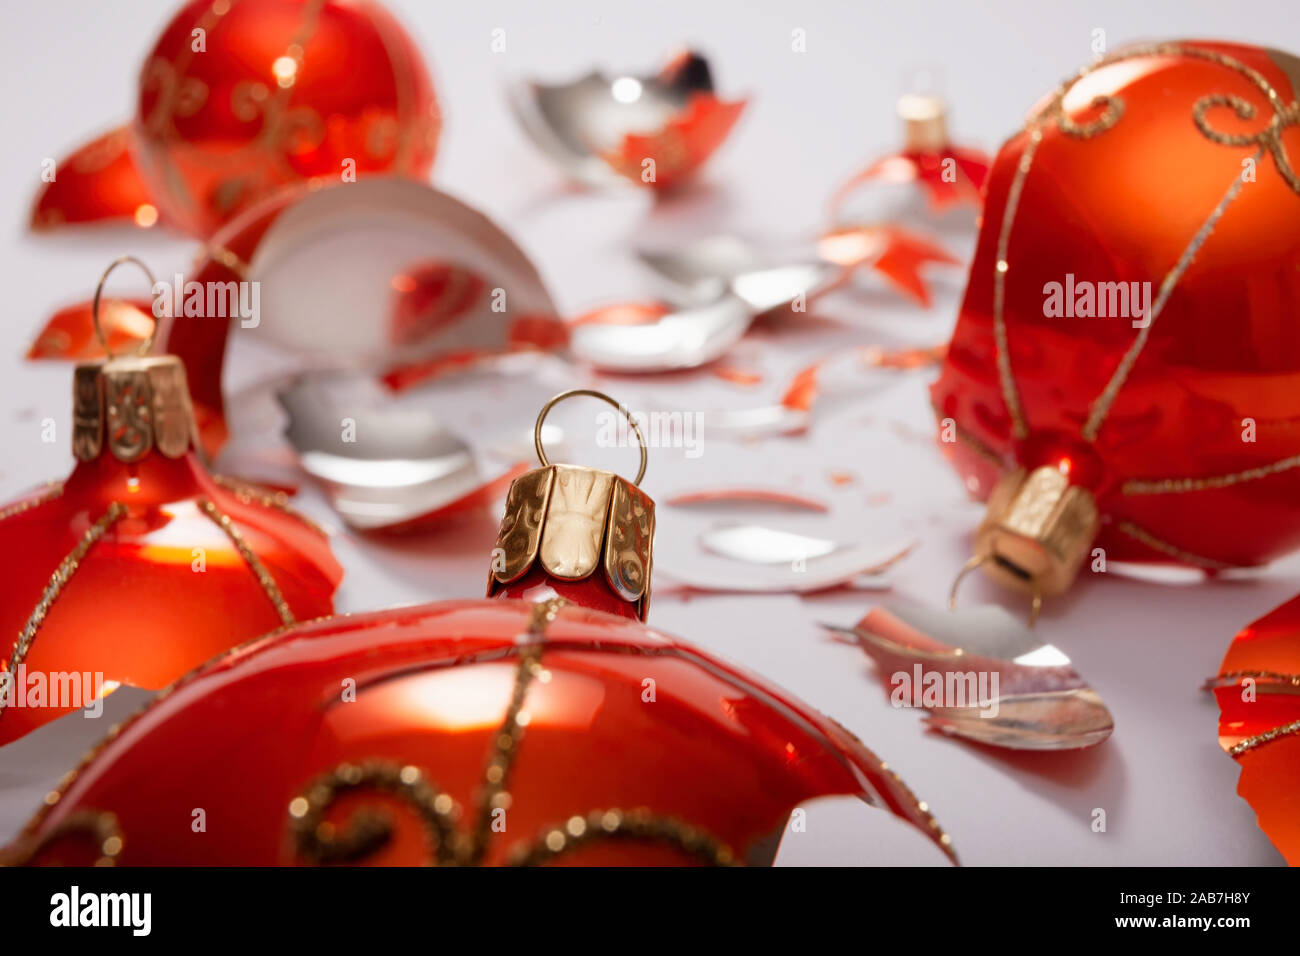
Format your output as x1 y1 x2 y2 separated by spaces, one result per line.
1 0 1297 864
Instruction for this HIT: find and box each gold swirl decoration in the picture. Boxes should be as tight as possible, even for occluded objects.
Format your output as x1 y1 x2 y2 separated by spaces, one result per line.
1 810 123 867
1193 92 1300 192
287 598 737 867
1204 672 1300 756
1052 93 1125 140
969 42 1300 569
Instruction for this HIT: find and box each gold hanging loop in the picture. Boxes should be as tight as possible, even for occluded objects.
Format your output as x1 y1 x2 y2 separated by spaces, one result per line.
534 389 648 486
91 255 159 359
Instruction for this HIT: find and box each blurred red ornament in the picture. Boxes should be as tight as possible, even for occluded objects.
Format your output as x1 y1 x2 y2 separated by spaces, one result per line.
7 392 953 867
832 94 990 215
931 41 1300 606
818 225 961 307
603 91 747 191
31 0 440 238
511 49 746 191
30 127 162 231
1207 594 1300 864
388 263 487 347
26 298 155 360
0 258 341 747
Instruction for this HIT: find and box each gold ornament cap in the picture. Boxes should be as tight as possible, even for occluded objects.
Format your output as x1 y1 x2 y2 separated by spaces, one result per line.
898 93 949 153
73 355 199 463
952 466 1100 625
72 255 199 464
486 390 655 620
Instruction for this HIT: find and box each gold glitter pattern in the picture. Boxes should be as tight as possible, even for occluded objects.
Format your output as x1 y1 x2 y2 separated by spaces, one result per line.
0 483 63 523
198 498 295 625
0 503 127 723
289 762 457 865
507 809 735 866
1114 520 1236 570
285 596 740 867
1 810 123 867
1205 671 1300 758
1210 670 1300 689
1229 719 1300 757
1122 452 1300 495
824 715 956 860
212 475 327 538
1081 153 1256 441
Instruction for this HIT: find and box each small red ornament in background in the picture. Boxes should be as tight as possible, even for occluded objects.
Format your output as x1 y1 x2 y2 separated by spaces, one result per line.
511 48 746 192
27 298 155 360
614 49 747 190
931 41 1300 609
603 91 747 191
831 93 991 215
6 391 954 867
1207 594 1300 865
0 258 340 746
31 0 440 238
29 126 161 231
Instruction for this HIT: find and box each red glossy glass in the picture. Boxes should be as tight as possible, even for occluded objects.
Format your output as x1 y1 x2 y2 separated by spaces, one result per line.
1211 593 1300 864
29 126 160 231
932 41 1300 567
129 0 439 237
15 593 954 866
0 451 341 745
833 144 991 214
26 299 155 361
604 93 747 191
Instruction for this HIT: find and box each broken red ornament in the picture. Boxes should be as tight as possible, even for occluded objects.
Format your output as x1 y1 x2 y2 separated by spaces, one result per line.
931 40 1300 614
26 298 155 361
510 49 746 190
6 391 953 867
29 126 161 231
828 602 1113 751
277 376 532 534
818 225 962 307
1206 593 1300 865
831 93 991 216
160 177 565 457
0 258 340 747
30 0 440 238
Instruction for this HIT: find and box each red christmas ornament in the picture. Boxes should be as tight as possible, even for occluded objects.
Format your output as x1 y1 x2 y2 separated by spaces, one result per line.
1207 593 1300 864
6 391 954 867
0 258 340 746
602 92 747 191
29 126 162 231
932 41 1300 609
31 0 440 238
831 93 991 216
27 298 155 361
512 48 746 192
